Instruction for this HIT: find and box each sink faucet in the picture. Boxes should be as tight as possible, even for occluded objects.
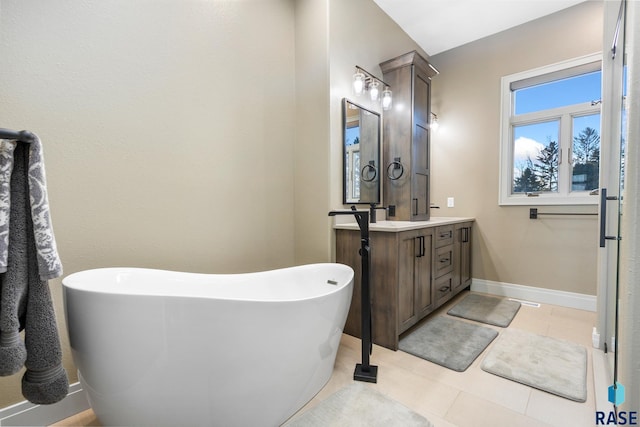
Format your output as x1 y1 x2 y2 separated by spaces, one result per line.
369 203 387 223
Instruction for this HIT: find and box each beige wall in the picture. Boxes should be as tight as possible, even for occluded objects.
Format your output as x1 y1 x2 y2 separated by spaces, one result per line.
293 0 330 265
0 0 296 407
430 1 603 295
328 0 430 208
294 0 427 262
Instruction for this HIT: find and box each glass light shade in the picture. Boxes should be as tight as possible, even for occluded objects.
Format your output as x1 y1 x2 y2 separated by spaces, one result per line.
353 71 365 96
381 87 392 110
430 113 439 131
369 80 380 101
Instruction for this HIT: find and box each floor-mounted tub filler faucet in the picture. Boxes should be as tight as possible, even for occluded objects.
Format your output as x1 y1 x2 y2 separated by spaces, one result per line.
328 208 378 383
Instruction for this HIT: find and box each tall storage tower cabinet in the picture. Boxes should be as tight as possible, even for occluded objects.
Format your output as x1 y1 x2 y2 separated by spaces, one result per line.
380 51 438 221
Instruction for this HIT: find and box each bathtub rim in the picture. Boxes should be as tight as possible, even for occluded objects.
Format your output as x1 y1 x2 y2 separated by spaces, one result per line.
61 262 354 303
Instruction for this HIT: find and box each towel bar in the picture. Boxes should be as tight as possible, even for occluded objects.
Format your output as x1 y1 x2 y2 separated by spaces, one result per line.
529 208 598 219
0 128 35 143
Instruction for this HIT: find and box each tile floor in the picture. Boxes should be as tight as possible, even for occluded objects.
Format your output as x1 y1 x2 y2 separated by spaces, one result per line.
53 291 597 427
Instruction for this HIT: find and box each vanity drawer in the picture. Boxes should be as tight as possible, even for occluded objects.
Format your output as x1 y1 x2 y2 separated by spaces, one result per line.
435 225 454 248
435 273 453 304
434 244 454 277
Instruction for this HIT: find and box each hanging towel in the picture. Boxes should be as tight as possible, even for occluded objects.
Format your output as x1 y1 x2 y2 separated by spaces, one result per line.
0 140 16 273
26 134 62 280
0 135 61 280
0 142 68 404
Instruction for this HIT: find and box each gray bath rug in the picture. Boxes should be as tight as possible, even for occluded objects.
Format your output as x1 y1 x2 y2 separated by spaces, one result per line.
399 316 498 372
447 293 521 327
481 329 587 402
284 382 432 426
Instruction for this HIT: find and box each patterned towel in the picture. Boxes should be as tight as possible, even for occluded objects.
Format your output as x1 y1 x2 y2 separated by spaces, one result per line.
0 136 62 280
0 140 17 274
25 134 62 280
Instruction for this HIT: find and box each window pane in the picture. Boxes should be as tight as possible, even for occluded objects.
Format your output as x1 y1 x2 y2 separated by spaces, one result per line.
512 121 559 193
352 151 360 199
514 71 601 115
571 114 600 192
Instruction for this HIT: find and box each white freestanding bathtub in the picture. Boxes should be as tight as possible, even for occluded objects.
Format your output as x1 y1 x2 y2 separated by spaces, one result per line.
62 263 354 427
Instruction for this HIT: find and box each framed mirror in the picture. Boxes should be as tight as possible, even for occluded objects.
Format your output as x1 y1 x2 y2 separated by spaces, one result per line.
342 98 381 204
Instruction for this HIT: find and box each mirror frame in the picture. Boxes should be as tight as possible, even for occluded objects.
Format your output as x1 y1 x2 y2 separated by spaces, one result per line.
342 98 381 205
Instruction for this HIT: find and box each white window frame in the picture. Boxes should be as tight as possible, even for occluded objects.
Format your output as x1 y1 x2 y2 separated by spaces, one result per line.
499 53 603 205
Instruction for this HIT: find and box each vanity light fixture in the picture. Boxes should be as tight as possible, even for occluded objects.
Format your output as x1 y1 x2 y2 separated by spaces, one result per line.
353 70 366 96
430 112 439 132
369 80 380 101
352 66 392 111
381 87 392 110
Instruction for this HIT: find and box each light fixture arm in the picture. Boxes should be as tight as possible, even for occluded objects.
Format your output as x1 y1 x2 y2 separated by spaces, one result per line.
355 65 390 90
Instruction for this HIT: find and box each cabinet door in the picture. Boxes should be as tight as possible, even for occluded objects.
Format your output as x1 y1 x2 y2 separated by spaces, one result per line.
411 72 431 221
460 225 472 287
453 223 473 293
398 230 434 332
415 231 434 317
398 231 419 331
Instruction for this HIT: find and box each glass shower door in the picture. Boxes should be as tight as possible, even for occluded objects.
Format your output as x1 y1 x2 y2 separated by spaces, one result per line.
597 0 627 402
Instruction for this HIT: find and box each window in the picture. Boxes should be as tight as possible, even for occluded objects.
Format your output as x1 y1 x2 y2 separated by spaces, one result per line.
499 54 602 205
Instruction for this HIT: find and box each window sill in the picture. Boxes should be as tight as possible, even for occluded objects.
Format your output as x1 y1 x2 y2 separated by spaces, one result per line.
499 194 599 206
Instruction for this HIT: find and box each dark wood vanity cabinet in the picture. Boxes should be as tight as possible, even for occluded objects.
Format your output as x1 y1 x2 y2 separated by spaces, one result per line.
380 51 438 221
335 220 473 350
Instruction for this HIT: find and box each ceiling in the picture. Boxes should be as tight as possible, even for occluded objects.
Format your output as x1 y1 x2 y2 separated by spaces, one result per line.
373 0 588 56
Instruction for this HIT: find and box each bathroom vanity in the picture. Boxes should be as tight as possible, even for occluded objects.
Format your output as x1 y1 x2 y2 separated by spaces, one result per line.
335 217 473 350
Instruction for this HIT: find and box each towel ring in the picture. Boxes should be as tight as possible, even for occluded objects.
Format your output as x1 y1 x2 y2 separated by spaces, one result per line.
387 159 404 180
361 163 378 182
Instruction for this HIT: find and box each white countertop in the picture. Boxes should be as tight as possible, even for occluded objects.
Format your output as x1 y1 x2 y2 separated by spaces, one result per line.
333 216 475 232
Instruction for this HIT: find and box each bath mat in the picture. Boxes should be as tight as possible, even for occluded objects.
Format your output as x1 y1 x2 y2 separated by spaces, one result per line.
481 329 587 402
284 382 433 426
399 316 498 372
447 293 521 327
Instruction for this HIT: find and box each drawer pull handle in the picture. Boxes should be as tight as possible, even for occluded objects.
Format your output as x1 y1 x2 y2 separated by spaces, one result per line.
439 286 450 292
415 236 427 258
440 232 451 239
439 257 450 263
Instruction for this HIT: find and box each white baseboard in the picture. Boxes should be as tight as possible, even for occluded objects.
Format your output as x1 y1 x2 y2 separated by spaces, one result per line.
0 382 90 427
471 278 597 312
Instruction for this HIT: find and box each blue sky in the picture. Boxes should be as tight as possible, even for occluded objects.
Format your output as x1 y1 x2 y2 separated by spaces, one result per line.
345 126 359 146
513 71 601 169
515 71 601 115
